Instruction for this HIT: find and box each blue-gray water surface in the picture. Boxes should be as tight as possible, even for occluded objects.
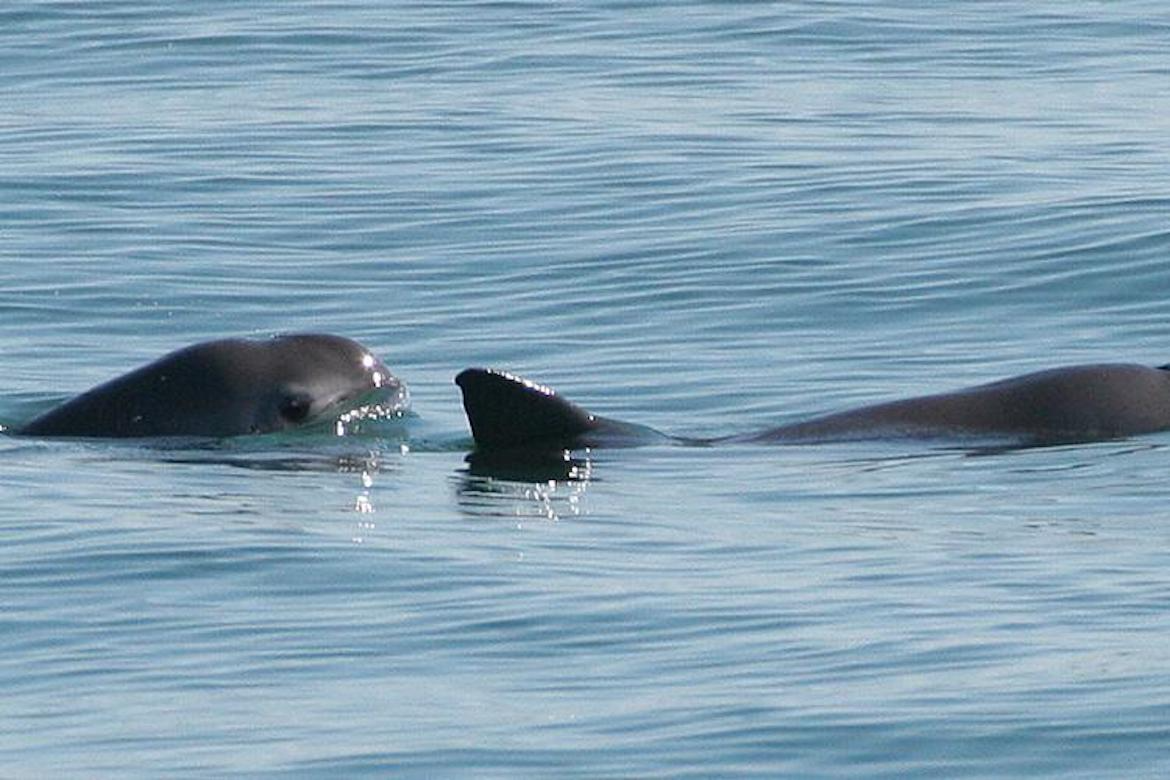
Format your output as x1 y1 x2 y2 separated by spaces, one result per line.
4 1 1170 776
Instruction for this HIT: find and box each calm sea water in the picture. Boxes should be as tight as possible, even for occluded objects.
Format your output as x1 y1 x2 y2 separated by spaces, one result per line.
4 1 1170 776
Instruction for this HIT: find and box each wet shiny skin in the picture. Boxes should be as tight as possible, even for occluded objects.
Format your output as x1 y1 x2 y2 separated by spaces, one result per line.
20 334 407 438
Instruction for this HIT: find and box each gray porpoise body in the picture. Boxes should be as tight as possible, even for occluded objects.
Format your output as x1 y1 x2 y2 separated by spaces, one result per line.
21 334 402 438
743 364 1170 443
455 363 1170 450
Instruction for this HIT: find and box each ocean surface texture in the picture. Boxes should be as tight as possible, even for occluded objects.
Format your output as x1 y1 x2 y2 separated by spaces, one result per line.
4 2 1170 776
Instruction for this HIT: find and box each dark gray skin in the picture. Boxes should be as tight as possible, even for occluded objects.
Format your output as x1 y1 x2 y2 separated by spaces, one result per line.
455 363 1170 451
21 334 405 438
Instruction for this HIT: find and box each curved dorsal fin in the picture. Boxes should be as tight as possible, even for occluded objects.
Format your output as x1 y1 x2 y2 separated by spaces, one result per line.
455 368 598 449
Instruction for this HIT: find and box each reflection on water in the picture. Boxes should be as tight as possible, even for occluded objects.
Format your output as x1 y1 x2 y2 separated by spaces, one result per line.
455 448 593 521
160 449 392 474
463 447 594 483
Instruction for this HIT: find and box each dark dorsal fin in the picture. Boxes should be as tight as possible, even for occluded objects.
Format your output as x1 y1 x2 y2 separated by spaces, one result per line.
455 368 599 449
